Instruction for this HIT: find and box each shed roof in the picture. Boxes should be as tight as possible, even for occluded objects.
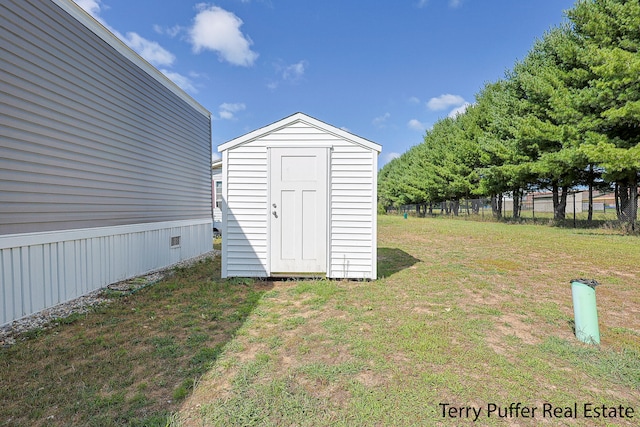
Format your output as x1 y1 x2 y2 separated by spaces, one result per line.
218 112 382 153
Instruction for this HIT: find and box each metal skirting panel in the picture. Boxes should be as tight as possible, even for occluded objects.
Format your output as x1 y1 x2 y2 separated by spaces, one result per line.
0 220 212 326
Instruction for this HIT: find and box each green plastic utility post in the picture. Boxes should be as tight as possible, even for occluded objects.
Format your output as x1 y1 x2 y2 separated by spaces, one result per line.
570 279 601 345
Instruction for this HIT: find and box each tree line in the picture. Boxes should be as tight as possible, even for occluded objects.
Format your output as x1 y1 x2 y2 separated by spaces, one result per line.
378 0 639 227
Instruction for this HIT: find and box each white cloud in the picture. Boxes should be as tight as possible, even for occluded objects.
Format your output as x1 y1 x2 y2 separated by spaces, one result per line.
427 94 466 110
73 0 176 68
189 70 206 79
408 119 427 131
218 102 246 120
268 60 308 89
189 5 258 67
416 0 462 9
74 0 102 17
282 60 308 82
373 112 391 128
168 26 183 37
160 69 197 93
408 96 421 105
154 24 183 38
448 102 471 118
381 152 401 166
73 0 110 27
125 32 175 66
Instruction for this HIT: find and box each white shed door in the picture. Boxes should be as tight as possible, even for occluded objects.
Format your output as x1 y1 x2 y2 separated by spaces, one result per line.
270 147 327 274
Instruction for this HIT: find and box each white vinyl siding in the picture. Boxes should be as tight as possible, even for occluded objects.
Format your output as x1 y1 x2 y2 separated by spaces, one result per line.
1 0 211 235
223 146 268 277
220 114 380 279
330 147 376 279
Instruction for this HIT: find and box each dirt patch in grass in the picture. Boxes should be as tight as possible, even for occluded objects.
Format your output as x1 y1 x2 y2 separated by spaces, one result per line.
485 313 540 358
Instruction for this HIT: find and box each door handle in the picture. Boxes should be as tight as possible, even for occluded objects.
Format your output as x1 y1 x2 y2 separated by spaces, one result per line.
272 210 278 218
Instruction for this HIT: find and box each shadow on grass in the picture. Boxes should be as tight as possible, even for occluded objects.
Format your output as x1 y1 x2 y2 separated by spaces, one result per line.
377 247 420 278
0 255 272 427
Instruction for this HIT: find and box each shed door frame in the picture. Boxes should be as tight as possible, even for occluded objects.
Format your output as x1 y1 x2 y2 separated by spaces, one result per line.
268 146 329 276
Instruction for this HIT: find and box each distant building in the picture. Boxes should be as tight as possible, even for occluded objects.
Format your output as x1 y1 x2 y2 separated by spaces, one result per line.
505 190 624 214
212 160 223 233
521 191 585 214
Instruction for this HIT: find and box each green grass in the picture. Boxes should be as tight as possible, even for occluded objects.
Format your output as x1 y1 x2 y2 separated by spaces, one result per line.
183 216 640 426
0 256 270 426
2 216 639 426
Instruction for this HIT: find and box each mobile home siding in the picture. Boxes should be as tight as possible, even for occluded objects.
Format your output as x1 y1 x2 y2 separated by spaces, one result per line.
1 0 213 326
220 114 380 279
1 0 211 235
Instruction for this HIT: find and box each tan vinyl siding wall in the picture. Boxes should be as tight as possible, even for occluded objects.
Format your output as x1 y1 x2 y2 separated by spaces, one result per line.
1 0 212 235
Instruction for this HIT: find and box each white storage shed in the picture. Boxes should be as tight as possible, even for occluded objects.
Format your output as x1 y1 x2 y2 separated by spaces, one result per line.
218 112 382 280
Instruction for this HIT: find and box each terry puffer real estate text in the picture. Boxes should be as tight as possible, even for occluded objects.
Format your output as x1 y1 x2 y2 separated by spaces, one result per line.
439 402 635 422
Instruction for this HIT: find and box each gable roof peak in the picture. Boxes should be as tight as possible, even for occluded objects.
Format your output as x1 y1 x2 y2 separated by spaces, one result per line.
218 112 382 153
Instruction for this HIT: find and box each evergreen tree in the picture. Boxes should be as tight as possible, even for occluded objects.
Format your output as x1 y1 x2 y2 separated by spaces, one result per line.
568 0 640 227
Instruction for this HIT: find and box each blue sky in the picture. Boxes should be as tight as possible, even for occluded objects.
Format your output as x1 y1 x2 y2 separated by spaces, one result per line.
73 0 576 166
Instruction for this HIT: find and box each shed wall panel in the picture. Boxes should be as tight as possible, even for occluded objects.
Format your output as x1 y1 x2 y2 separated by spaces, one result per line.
224 147 268 277
329 146 376 279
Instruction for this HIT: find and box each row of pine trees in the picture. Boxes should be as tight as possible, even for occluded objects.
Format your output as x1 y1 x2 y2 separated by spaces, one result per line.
378 0 639 227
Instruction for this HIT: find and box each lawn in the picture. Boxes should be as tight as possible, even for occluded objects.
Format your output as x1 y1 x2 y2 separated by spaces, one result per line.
1 216 639 426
